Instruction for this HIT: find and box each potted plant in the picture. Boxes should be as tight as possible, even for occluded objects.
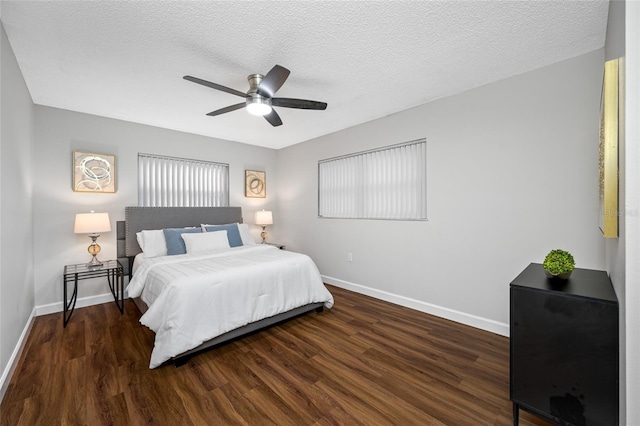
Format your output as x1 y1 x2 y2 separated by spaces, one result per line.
542 249 575 279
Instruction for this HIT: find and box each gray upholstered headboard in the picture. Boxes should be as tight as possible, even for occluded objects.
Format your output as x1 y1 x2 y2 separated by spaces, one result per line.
119 206 243 258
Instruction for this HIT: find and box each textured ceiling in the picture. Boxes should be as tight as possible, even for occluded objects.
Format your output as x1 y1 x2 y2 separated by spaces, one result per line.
1 1 609 149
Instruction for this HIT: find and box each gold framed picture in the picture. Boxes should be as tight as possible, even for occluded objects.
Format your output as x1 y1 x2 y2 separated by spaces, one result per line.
72 151 116 193
598 59 619 238
245 170 266 198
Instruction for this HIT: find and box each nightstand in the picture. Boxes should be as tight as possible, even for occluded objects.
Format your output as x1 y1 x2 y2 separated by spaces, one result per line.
510 263 618 425
63 260 124 327
266 242 285 250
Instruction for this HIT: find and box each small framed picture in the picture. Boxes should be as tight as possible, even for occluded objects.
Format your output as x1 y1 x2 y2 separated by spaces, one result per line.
73 151 116 193
245 170 266 198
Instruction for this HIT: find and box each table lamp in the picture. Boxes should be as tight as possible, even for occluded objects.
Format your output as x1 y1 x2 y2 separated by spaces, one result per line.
74 211 111 266
254 210 273 244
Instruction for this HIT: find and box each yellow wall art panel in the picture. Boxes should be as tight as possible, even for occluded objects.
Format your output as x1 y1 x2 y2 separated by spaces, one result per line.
598 59 619 238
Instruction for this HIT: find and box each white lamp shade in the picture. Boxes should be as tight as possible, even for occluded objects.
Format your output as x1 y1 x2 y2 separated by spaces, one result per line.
74 212 111 234
254 210 273 226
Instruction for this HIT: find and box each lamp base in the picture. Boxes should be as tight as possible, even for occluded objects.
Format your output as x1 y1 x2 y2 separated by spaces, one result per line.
87 234 103 267
260 227 268 244
87 256 103 267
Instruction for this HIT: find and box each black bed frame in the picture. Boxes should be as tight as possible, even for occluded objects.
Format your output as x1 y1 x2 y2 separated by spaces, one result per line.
117 206 323 367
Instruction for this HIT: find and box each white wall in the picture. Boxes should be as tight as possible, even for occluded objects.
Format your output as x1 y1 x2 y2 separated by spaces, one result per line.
0 22 34 394
32 106 279 308
623 3 640 424
278 50 605 332
603 1 629 423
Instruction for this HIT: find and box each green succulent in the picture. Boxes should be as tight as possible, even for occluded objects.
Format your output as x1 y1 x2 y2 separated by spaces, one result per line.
542 249 575 275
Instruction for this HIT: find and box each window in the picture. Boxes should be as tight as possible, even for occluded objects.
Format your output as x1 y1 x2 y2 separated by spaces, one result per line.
138 153 229 207
318 139 426 220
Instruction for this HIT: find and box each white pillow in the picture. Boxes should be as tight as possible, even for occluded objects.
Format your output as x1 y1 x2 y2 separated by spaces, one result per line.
181 230 230 255
238 223 257 245
136 229 167 258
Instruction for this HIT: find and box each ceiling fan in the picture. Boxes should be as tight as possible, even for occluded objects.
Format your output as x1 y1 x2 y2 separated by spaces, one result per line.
183 65 327 127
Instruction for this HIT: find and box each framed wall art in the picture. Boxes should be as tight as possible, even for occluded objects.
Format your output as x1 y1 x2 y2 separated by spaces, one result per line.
245 170 266 198
73 151 116 193
598 58 619 238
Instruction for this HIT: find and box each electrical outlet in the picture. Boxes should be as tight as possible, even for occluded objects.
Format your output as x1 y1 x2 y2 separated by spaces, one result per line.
347 253 353 262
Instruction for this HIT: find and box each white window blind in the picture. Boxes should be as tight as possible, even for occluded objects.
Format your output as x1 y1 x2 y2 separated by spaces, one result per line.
138 153 229 207
318 139 426 220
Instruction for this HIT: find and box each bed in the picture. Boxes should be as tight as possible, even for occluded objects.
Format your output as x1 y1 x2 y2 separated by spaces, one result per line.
117 206 334 368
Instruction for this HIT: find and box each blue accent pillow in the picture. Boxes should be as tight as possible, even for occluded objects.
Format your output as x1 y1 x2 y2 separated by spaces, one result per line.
202 223 243 247
163 227 202 255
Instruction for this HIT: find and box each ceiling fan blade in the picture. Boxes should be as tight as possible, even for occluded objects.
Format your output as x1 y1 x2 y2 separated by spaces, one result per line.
272 98 327 110
257 65 290 98
206 103 246 116
183 75 247 98
264 109 283 127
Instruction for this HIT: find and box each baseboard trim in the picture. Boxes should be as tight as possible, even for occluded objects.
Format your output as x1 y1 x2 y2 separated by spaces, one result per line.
0 307 36 404
322 275 509 337
36 291 128 316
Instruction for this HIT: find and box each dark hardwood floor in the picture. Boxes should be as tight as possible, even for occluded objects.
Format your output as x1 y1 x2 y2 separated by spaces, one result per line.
1 285 552 425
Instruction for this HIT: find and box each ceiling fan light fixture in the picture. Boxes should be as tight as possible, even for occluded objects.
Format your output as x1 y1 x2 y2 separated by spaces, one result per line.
246 95 272 116
185 65 327 126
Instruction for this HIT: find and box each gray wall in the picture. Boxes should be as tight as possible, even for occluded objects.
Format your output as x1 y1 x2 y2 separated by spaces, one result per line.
278 50 605 331
32 106 279 307
0 22 34 388
605 0 625 61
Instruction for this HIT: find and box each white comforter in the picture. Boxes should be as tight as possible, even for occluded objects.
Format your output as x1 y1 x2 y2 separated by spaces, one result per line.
127 244 334 368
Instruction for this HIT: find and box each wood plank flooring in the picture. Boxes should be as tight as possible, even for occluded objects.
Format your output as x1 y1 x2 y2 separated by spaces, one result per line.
1 285 552 425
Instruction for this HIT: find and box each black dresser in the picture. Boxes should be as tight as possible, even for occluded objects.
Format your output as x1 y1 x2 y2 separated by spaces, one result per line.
510 263 619 426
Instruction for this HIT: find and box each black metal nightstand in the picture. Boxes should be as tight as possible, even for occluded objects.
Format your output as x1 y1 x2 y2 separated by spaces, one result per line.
63 260 124 327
